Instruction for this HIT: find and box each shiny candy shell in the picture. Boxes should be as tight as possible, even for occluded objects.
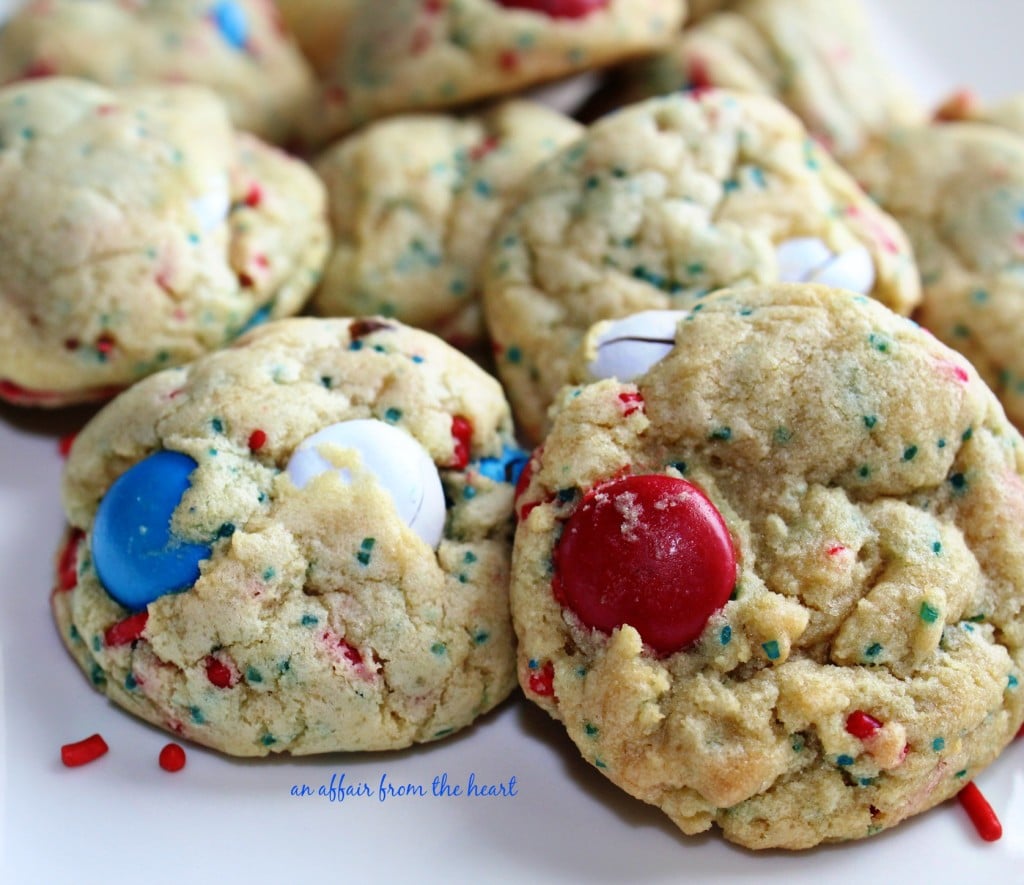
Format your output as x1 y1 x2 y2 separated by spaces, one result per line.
91 451 213 612
285 419 446 548
553 474 736 654
775 237 876 294
586 310 689 381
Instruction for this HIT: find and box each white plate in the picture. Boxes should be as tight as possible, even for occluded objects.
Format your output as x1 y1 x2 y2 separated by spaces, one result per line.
2 2 1024 883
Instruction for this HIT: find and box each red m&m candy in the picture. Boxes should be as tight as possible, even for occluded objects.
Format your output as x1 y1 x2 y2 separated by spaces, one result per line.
553 474 736 654
495 0 609 18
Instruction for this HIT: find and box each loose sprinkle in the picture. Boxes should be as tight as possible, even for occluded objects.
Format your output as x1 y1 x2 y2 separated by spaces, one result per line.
61 733 109 767
958 782 1002 842
159 743 187 772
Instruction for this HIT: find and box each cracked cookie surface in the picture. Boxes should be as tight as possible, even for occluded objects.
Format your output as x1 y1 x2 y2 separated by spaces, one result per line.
53 316 522 756
0 77 329 407
482 89 920 441
510 283 1024 849
313 99 582 348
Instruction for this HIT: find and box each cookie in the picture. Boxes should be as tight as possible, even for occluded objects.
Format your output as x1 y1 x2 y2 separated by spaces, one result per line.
0 0 315 144
275 0 358 76
587 0 923 158
846 122 1024 431
510 282 1024 849
53 315 526 756
0 77 329 407
312 99 583 348
305 0 686 144
481 89 921 441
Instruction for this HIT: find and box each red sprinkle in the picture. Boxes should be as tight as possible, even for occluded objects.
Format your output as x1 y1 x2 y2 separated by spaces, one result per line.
845 710 883 740
958 782 1003 842
61 733 109 767
450 415 473 469
339 639 363 666
495 0 609 18
470 135 501 161
95 333 116 358
158 742 187 773
103 611 149 647
248 428 267 451
57 529 85 592
243 183 263 208
498 49 519 71
58 431 78 458
527 661 555 697
205 655 236 688
618 390 644 417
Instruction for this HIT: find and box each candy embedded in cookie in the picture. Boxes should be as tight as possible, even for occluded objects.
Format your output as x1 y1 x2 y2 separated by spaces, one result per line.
482 89 920 442
52 317 523 756
510 283 1024 849
553 474 736 654
0 77 329 408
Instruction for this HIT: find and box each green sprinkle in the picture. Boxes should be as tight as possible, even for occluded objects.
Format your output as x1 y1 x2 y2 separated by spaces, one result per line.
190 706 206 725
210 418 224 433
792 735 805 752
862 415 877 429
217 522 236 539
932 737 945 751
858 464 871 478
91 634 101 652
720 625 732 645
949 472 967 492
919 601 939 623
473 630 489 645
868 332 892 353
383 407 402 423
902 445 918 461
463 551 478 564
357 537 375 565
260 734 277 747
124 672 138 691
864 642 883 659
300 614 319 627
594 757 608 769
90 664 106 686
762 640 781 660
773 426 792 444
584 722 599 737
431 642 447 656
955 769 968 778
962 427 973 442
433 727 454 738
278 658 291 674
246 666 263 684
710 426 732 441
932 541 942 554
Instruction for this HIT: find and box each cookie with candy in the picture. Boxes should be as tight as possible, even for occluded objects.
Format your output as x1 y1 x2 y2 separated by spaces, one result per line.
510 282 1024 849
53 316 527 756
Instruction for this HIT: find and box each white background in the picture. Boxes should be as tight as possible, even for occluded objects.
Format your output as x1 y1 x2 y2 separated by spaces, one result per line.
2 1 1023 883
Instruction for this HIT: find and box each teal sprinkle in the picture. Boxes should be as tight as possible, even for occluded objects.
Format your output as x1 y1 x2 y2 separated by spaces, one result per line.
208 447 218 456
1009 674 1020 690
458 573 468 584
858 777 876 787
932 541 942 554
528 658 540 670
575 666 587 678
962 427 973 441
709 426 732 441
773 426 792 444
585 175 600 189
670 460 688 474
434 727 454 738
902 445 918 461
749 166 767 188
349 340 364 351
431 642 447 656
938 438 947 448
611 167 627 178
320 375 334 389
68 624 81 642
792 735 805 752
949 472 967 492
864 642 883 659
762 640 781 660
505 346 522 364
356 551 371 565
463 486 477 499
955 769 968 778
473 179 492 197
21 126 34 140
383 407 402 423
361 537 375 551
970 288 989 303
463 551 478 564
594 757 608 769
919 601 939 623
260 734 277 747
91 634 101 652
723 177 739 192
720 625 732 645
858 464 871 478
217 522 236 539
278 658 291 674
262 567 276 580
246 666 263 684
952 324 971 339
473 630 489 645
868 332 892 353
863 415 877 429
90 664 106 686
836 754 855 766
932 737 945 751
300 614 319 627
211 418 224 433
190 706 206 725
188 233 200 244
124 672 138 691
584 722 599 737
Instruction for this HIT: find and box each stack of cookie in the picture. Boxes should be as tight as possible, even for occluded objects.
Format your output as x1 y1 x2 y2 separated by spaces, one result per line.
1 0 1022 854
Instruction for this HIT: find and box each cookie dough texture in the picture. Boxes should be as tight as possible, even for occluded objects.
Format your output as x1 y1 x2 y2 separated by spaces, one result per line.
482 90 920 441
0 77 328 407
511 283 1024 849
313 100 583 346
847 122 1024 431
0 0 315 144
54 317 521 756
591 0 923 158
306 0 686 143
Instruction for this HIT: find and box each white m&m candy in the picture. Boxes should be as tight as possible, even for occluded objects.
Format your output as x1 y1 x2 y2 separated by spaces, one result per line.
775 237 876 293
286 419 446 548
586 310 689 382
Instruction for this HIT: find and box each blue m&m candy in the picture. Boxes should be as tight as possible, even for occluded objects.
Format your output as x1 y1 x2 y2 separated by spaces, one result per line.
91 451 212 611
477 443 530 485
